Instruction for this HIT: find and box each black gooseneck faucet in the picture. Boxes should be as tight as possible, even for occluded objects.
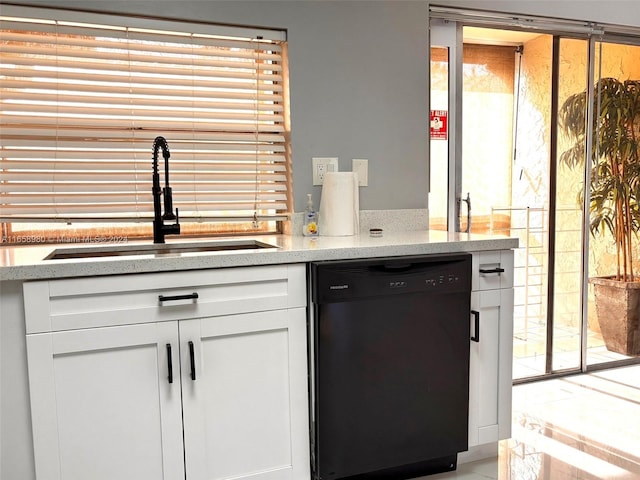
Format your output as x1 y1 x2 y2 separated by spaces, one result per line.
152 136 180 243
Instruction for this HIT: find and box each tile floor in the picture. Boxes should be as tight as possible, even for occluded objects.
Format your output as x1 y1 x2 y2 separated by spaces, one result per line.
427 364 640 479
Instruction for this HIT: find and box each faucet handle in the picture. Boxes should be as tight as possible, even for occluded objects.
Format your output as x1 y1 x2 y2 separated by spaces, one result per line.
165 208 180 236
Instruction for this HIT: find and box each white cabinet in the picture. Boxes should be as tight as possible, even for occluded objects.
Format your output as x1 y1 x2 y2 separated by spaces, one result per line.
27 322 185 480
468 250 514 448
181 310 309 480
24 265 309 480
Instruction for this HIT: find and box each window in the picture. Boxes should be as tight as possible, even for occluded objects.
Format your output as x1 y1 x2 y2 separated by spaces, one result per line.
0 6 291 244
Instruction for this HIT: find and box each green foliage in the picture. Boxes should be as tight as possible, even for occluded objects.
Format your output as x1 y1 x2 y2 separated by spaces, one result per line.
559 78 640 281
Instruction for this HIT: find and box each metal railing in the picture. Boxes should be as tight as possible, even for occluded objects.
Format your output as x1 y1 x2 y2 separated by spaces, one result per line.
489 205 629 377
491 206 549 342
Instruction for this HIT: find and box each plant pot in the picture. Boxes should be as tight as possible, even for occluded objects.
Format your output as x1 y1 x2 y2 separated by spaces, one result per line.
590 276 640 356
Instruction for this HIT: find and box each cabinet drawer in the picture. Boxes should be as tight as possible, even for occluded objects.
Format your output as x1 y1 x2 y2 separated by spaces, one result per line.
24 264 306 334
472 250 514 291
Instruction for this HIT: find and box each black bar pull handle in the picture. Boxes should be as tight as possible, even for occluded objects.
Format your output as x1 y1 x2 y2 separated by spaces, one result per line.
188 341 196 381
158 292 199 303
479 267 505 275
166 343 173 384
471 310 480 342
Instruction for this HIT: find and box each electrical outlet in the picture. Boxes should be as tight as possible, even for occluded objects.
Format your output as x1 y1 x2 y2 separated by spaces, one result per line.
352 158 368 186
312 157 339 185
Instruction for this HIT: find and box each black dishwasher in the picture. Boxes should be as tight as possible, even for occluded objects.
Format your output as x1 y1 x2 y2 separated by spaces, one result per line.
310 253 472 480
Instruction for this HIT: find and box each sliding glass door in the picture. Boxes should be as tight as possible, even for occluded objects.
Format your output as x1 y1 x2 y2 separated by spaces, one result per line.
551 37 591 374
585 39 640 368
430 7 640 381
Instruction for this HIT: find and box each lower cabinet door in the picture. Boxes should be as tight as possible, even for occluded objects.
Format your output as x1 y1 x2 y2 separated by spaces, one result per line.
181 308 310 480
26 322 185 480
468 288 514 447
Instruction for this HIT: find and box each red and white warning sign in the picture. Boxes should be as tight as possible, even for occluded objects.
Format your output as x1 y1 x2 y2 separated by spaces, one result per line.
430 110 448 140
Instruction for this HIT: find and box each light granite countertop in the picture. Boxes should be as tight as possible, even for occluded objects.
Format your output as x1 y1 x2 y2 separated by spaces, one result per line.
0 230 518 282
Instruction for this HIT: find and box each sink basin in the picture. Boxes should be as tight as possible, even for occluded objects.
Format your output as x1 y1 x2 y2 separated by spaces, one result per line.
44 239 279 260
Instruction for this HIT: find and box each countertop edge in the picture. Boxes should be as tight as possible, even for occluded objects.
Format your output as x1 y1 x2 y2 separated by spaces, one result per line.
1 233 519 282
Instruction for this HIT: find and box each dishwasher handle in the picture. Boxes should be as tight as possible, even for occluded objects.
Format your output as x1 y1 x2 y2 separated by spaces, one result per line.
470 310 480 342
372 257 469 275
376 263 414 272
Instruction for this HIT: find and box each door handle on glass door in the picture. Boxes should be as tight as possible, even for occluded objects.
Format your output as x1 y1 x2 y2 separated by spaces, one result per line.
460 193 471 233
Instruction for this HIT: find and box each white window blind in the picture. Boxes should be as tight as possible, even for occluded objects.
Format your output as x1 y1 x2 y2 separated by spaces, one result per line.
0 7 290 227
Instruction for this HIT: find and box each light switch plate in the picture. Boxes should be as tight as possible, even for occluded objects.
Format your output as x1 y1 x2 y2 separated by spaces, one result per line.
312 157 338 185
352 158 368 186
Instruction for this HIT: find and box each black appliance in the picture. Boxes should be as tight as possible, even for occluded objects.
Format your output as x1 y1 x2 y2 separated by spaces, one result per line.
310 253 472 480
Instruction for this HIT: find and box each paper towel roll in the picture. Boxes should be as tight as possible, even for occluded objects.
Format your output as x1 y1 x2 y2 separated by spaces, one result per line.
318 172 359 236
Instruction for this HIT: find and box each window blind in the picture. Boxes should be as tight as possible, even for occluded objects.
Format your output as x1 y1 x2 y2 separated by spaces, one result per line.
0 7 290 225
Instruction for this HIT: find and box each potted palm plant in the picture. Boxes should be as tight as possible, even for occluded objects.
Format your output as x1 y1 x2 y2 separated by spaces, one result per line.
559 77 640 356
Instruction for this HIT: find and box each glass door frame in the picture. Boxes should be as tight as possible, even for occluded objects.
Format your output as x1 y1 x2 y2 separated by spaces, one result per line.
429 18 463 233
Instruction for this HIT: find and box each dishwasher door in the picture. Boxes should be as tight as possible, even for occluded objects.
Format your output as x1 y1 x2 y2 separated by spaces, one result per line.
310 254 472 480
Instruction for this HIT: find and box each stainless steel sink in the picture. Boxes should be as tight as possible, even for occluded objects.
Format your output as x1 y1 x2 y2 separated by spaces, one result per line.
44 239 279 260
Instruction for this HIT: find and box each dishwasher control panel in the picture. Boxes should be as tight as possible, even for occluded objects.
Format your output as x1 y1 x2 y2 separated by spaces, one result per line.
311 253 472 303
425 272 464 287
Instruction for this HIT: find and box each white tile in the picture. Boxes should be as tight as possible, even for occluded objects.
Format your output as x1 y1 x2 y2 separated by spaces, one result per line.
427 365 640 480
